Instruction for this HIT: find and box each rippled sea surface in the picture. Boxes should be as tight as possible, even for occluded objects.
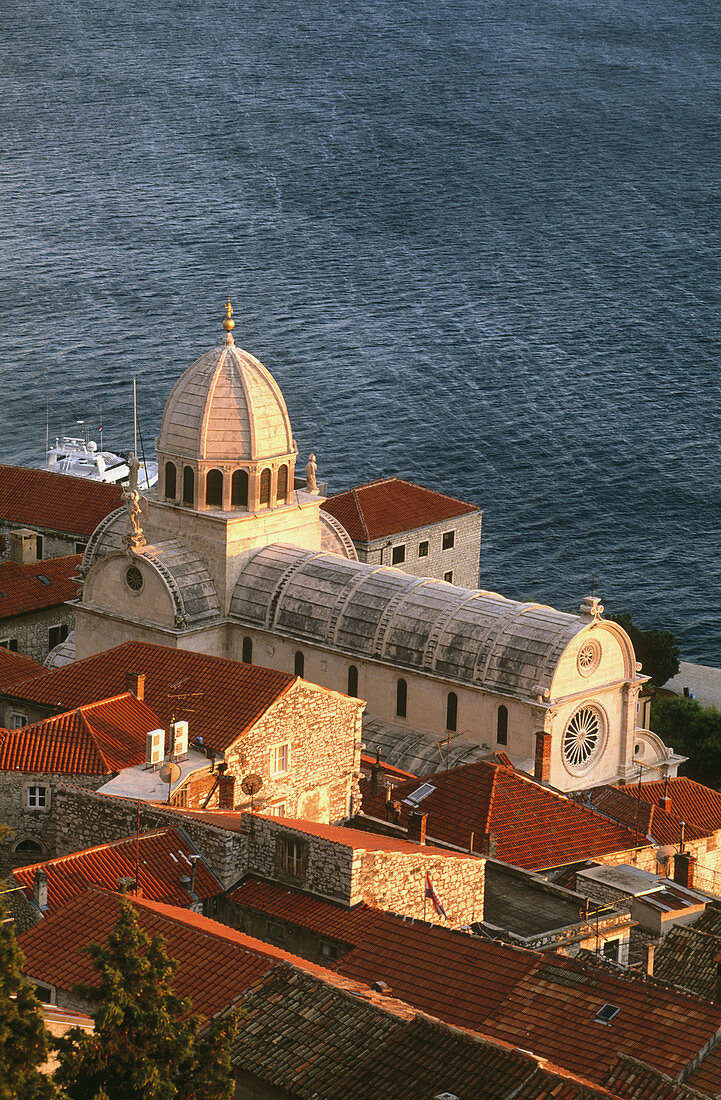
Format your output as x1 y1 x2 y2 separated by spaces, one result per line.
2 0 720 659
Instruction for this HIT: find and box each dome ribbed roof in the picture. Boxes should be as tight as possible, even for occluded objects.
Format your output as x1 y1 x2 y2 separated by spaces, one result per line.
157 343 294 463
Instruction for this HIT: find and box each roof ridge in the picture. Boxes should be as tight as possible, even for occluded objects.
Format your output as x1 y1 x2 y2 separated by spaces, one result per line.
350 487 370 541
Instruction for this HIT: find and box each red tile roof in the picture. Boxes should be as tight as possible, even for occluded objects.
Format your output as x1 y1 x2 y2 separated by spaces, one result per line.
360 760 641 870
12 828 222 911
602 1053 713 1099
8 641 296 753
0 554 81 619
589 784 708 847
629 777 721 836
0 647 46 690
0 465 122 536
0 693 163 774
323 477 479 541
228 877 721 1085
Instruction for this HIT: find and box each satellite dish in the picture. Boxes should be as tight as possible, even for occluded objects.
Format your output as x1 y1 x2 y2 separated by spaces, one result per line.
241 774 263 797
159 762 181 785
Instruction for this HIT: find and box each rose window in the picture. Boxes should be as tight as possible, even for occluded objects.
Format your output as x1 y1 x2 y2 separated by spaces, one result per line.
563 707 602 770
577 640 601 677
125 565 144 592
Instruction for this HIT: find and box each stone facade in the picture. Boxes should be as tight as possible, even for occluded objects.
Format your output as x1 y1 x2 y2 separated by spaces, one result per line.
355 510 482 590
0 771 106 875
0 604 74 664
0 523 87 565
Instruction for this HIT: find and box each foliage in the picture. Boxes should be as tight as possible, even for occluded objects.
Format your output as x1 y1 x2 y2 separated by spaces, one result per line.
608 612 680 687
0 892 58 1100
54 899 239 1100
651 694 721 786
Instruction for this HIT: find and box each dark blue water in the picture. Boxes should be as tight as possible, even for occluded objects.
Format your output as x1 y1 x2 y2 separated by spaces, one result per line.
2 0 720 660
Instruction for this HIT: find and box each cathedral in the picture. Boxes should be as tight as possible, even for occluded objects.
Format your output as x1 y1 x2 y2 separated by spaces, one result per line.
69 303 680 793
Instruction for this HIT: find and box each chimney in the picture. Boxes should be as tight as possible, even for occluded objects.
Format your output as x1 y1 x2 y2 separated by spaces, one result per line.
407 811 427 845
370 748 385 795
481 831 497 857
534 731 552 783
673 850 696 889
218 774 235 810
10 528 38 565
32 869 48 910
660 795 672 812
372 980 392 995
117 876 136 895
644 942 655 976
126 671 145 701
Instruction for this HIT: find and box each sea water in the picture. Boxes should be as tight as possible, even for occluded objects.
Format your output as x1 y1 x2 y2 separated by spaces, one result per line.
1 0 720 659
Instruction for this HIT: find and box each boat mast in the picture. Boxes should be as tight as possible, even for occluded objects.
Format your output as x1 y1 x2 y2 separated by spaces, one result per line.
132 378 138 457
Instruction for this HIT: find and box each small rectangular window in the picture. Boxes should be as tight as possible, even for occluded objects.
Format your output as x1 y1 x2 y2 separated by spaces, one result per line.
267 802 286 817
28 786 47 808
442 531 455 550
319 941 339 960
267 921 286 943
0 639 18 652
75 542 87 555
11 714 28 729
33 983 53 1004
48 624 69 650
281 839 303 878
418 541 429 558
444 571 453 583
36 535 44 559
270 743 290 777
392 545 406 565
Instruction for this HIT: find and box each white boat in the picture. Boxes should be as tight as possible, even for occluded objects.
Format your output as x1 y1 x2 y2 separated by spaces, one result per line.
43 423 158 490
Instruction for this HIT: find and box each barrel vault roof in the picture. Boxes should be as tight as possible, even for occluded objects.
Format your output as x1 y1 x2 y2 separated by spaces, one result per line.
231 544 584 697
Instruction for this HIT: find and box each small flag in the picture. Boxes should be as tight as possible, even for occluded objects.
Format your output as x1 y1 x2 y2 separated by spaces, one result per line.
425 873 447 918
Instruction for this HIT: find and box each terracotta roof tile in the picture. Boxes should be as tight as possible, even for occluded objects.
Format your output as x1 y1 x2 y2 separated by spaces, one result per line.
602 1054 713 1099
0 554 81 619
0 693 163 774
323 477 479 541
683 1040 721 1095
0 465 122 536
12 828 222 911
9 641 296 752
0 647 47 690
630 777 721 836
360 760 641 869
229 878 721 1085
589 785 708 846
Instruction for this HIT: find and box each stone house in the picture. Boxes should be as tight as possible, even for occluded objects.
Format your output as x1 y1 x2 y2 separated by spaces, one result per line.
0 551 80 663
322 476 483 588
0 640 365 822
0 464 122 562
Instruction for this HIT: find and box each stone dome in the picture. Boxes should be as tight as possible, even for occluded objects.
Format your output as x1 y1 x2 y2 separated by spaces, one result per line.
157 342 294 464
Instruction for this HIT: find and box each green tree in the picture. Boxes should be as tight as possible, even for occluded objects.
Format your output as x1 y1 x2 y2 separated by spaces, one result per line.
0 892 58 1100
608 612 680 688
651 694 721 786
54 898 238 1100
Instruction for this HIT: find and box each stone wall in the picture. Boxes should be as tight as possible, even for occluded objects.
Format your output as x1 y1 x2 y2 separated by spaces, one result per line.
53 786 247 888
0 522 85 564
356 510 482 590
0 603 76 664
221 680 363 823
0 772 106 876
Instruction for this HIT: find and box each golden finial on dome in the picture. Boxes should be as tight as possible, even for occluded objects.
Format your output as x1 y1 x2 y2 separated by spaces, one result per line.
222 298 235 345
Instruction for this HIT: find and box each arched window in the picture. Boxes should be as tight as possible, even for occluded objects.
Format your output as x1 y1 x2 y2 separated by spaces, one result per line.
497 705 508 746
165 461 176 501
232 469 248 508
446 691 458 732
276 464 288 501
396 678 407 719
348 665 358 697
183 465 194 506
294 650 305 677
206 469 223 508
242 636 253 664
13 838 44 867
259 468 271 506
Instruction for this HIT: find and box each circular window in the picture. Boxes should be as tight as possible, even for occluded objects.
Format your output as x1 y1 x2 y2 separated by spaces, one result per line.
577 639 601 677
563 707 603 772
125 565 144 593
